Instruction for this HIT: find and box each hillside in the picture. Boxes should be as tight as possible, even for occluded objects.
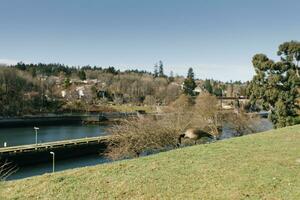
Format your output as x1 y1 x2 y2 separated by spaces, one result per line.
1 125 300 199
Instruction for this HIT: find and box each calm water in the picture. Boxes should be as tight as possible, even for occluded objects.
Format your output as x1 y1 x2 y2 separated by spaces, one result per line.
0 124 110 180
7 155 110 180
0 124 108 147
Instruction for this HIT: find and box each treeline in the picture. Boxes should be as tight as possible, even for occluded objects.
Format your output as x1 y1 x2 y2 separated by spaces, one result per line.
0 68 62 116
0 61 249 117
0 63 183 116
14 62 151 78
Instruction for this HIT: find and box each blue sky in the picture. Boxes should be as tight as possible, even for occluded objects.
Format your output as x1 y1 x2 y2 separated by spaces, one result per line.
0 0 299 81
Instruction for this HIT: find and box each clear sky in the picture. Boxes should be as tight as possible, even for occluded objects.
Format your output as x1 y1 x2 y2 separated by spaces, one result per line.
0 0 299 81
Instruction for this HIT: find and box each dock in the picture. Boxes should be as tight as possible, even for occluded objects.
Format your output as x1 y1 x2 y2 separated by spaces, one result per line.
0 136 110 156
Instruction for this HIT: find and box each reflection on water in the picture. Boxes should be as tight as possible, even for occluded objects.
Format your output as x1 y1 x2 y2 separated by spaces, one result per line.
7 155 110 180
1 124 110 180
0 124 108 147
220 118 273 139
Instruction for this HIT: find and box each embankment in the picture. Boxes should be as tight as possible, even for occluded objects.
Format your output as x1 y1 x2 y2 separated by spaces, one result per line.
1 125 299 199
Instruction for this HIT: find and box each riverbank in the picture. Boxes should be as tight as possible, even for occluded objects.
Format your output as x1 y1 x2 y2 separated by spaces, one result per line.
0 112 136 128
2 125 299 199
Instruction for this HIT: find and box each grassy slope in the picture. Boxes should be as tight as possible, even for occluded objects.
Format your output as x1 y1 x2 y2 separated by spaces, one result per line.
1 125 300 200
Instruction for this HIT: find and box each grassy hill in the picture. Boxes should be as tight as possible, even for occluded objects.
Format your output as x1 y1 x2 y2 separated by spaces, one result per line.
1 125 300 199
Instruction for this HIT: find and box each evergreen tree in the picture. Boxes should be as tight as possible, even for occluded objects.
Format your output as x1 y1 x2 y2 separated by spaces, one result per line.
213 87 223 97
247 41 300 128
78 70 86 80
64 77 71 88
158 60 164 77
153 64 158 77
183 68 196 96
203 79 213 94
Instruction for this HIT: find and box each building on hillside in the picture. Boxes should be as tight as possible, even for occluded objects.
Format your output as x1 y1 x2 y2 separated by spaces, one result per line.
61 90 66 98
193 86 204 94
76 86 85 99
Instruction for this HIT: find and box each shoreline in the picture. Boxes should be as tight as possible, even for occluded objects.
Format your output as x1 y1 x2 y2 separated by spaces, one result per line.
0 112 137 128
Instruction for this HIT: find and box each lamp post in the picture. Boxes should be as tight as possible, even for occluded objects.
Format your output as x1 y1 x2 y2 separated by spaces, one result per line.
33 127 39 146
50 151 55 173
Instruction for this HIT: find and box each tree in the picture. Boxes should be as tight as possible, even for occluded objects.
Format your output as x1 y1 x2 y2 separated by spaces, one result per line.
169 71 175 82
224 111 260 137
213 87 223 97
158 60 164 77
106 114 190 160
193 92 221 136
277 40 300 77
169 94 194 112
144 95 156 105
247 41 300 128
153 63 158 78
78 70 86 80
183 68 196 96
64 77 71 88
104 66 119 75
203 79 213 94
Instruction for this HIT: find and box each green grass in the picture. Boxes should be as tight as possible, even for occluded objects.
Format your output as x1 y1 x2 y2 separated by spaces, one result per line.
1 125 300 200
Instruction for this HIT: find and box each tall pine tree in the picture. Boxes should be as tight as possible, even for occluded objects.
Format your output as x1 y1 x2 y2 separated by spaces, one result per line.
183 68 196 96
158 60 164 77
153 64 158 78
247 41 300 128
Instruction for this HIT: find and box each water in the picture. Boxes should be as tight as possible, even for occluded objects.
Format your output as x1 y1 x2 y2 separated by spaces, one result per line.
1 119 273 181
0 124 108 147
220 118 273 139
7 155 110 181
0 124 110 180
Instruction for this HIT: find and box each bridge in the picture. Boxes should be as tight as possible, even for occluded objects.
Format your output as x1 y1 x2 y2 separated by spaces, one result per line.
0 136 110 156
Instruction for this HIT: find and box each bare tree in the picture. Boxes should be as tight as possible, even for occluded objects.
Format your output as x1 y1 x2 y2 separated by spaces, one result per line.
193 92 222 136
0 160 18 181
224 111 260 136
105 112 192 160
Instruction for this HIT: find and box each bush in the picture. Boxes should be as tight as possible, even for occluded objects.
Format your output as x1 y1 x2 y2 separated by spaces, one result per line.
105 112 191 160
224 111 261 136
105 93 263 160
193 92 222 136
167 94 194 113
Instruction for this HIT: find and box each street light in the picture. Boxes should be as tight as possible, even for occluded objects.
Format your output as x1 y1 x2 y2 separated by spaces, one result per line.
33 127 39 146
50 151 55 173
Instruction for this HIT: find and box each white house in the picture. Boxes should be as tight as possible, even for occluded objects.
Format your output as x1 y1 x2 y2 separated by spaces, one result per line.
61 90 66 98
76 86 85 99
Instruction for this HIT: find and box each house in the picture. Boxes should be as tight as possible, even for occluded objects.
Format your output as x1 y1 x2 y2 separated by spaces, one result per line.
61 90 66 98
76 86 85 99
193 86 204 94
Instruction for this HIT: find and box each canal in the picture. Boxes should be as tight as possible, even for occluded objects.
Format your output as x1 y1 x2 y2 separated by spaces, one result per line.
0 124 108 147
0 124 110 180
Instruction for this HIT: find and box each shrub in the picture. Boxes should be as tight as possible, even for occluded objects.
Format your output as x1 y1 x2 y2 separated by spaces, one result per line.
193 92 222 136
224 111 261 136
105 112 191 160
